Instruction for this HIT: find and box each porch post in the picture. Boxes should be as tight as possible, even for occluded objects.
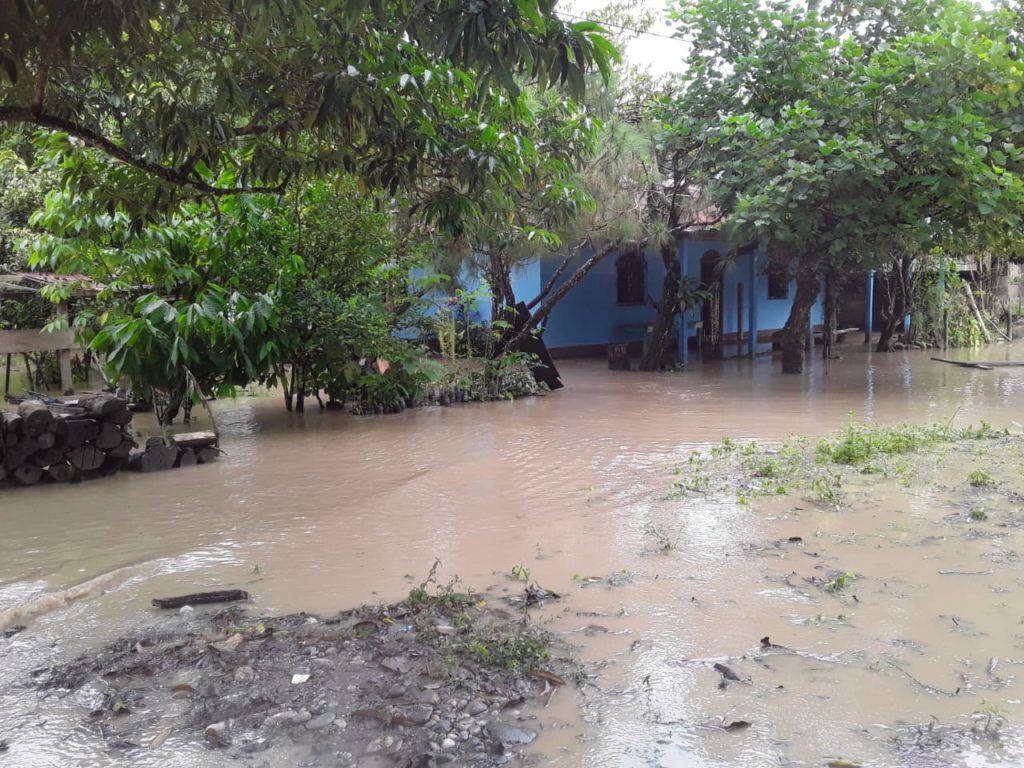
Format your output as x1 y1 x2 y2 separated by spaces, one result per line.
748 253 758 358
940 262 948 349
678 244 689 365
57 301 74 395
864 270 875 344
736 283 744 357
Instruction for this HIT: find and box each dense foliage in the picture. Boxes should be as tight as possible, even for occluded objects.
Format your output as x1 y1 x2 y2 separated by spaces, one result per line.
665 0 1024 371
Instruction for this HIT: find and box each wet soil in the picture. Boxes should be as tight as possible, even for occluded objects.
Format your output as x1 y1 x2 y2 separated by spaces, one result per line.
30 589 573 768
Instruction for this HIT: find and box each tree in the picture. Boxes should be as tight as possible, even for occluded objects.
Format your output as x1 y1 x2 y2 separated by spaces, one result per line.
0 1 615 214
668 0 1024 372
235 180 427 413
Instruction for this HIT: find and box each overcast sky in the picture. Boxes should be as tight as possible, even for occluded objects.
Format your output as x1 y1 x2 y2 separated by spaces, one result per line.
567 0 691 76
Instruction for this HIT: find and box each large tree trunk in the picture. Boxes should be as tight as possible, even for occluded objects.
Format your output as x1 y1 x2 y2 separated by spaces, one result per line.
638 243 681 371
780 263 820 374
487 252 516 323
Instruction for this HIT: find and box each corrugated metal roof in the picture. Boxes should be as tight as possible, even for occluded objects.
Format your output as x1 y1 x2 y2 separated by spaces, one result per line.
0 272 103 296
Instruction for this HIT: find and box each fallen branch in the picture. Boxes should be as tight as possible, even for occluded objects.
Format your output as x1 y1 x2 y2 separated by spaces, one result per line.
932 357 1024 369
151 590 249 610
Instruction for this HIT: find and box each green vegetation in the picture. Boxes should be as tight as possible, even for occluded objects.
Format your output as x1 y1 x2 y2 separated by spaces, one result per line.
661 0 1024 371
816 421 999 466
509 563 532 582
668 420 1007 511
968 471 997 488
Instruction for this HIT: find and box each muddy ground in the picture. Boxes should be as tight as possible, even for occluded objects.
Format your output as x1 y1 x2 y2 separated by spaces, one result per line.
23 580 573 768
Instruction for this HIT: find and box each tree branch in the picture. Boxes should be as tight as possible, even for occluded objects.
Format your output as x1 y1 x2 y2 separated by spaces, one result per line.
0 106 285 196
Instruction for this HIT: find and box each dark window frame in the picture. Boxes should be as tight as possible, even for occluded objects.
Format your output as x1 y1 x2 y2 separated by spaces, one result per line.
766 262 790 300
616 249 647 306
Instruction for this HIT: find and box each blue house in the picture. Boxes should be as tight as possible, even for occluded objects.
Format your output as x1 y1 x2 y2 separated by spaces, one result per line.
509 231 825 362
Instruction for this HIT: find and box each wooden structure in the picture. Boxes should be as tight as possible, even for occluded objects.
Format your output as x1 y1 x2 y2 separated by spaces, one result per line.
1 393 219 488
0 272 101 395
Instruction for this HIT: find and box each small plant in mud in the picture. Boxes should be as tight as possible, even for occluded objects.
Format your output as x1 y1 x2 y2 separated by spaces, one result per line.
509 563 531 582
407 560 476 610
810 472 845 508
974 699 1008 736
969 508 989 521
826 572 855 594
645 524 677 553
466 624 551 673
968 470 996 488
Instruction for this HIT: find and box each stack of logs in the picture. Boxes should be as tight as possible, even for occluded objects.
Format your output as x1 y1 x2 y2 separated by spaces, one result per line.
1 395 218 487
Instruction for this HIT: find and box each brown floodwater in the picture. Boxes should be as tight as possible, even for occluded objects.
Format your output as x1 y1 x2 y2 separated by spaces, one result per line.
4 341 1024 767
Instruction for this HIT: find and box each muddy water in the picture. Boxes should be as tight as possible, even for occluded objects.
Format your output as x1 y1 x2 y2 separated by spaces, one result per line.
4 342 1024 766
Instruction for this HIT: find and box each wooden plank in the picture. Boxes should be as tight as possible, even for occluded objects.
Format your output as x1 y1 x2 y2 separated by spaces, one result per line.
169 431 219 449
0 328 79 355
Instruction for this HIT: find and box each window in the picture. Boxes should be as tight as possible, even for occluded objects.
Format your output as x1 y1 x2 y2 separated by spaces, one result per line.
616 250 646 305
766 262 790 300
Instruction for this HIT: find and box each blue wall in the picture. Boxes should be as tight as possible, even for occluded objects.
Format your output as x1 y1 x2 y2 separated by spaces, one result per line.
541 236 824 355
540 245 670 349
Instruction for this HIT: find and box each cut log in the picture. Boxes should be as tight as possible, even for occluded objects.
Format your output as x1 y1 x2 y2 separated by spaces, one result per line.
94 421 124 450
30 447 65 467
11 463 43 486
175 447 198 468
63 418 99 447
45 460 76 483
67 444 106 472
128 443 178 472
108 438 134 460
196 447 219 464
2 410 22 435
151 590 249 610
35 431 56 450
17 400 53 436
77 394 127 418
106 409 133 427
93 456 125 477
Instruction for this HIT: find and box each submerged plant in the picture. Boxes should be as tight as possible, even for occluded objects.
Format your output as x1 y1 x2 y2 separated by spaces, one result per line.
826 572 855 594
645 524 677 553
510 563 531 582
968 470 996 488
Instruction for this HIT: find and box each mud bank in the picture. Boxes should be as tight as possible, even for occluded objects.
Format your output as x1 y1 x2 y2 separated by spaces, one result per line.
25 584 573 768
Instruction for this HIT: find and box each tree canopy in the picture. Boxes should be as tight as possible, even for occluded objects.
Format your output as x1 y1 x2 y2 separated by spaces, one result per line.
0 0 616 213
666 0 1024 371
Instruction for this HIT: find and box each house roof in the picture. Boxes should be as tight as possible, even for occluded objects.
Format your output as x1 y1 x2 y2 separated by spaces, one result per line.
0 271 103 297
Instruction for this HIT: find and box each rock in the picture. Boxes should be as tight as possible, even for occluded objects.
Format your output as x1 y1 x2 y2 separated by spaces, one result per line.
465 700 488 716
385 683 407 699
414 689 440 705
405 705 433 726
204 721 231 747
485 722 537 747
233 665 255 683
381 656 411 674
265 709 310 729
305 711 336 730
441 738 456 749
